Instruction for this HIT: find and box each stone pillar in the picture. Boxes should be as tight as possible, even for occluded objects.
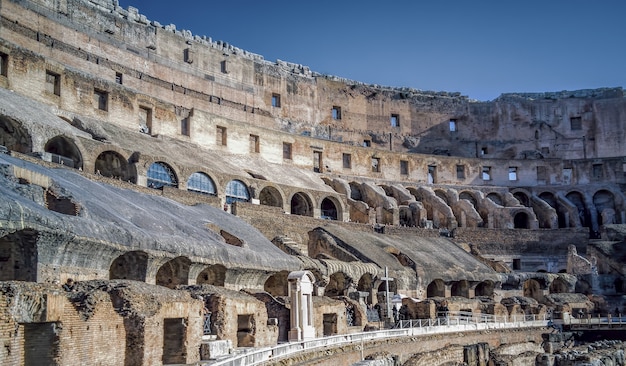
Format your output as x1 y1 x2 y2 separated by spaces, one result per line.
288 271 315 341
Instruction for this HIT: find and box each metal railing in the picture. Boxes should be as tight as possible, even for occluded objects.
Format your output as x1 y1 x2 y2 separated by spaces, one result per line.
396 311 546 328
205 312 547 366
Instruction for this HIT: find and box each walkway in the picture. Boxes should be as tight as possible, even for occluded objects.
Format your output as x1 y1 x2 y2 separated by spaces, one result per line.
204 312 548 366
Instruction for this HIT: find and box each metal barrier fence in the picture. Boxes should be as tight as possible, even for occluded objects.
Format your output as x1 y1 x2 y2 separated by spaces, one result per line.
206 312 547 366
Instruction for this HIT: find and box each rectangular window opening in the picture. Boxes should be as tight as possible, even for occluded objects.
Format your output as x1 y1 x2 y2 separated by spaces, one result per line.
45 71 60 96
221 60 229 74
249 134 259 153
342 153 351 169
400 160 409 175
570 116 582 131
428 165 436 184
456 165 465 180
482 166 492 181
480 147 488 156
138 106 152 134
283 142 292 160
181 117 190 136
271 93 281 108
512 258 521 270
216 126 227 146
508 166 518 181
592 164 603 179
313 151 322 173
371 157 380 173
332 106 342 120
390 114 400 127
115 72 123 84
0 52 7 77
94 89 108 111
449 119 457 132
363 140 371 148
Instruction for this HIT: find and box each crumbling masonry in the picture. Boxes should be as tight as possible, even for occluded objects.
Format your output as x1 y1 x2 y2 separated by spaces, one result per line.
0 0 625 365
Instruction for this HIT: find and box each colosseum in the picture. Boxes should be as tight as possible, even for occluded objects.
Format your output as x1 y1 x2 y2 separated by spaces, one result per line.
0 0 625 365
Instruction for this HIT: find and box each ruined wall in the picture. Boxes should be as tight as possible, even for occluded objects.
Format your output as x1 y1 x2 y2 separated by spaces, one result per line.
456 227 588 272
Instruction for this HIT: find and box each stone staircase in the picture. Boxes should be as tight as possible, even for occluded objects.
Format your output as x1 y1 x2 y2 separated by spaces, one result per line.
271 235 308 257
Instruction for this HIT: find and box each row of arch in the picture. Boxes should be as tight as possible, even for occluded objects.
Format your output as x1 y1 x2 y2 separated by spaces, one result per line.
29 134 346 220
10 132 625 230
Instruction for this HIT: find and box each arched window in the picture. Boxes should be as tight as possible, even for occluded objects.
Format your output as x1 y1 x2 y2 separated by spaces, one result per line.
225 180 249 204
321 197 338 220
147 162 178 189
187 172 216 195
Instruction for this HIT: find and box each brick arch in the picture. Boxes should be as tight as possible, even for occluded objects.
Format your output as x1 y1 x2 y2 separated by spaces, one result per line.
186 171 217 196
290 191 315 217
146 161 179 189
434 189 450 205
258 184 285 208
511 189 531 207
156 256 191 289
196 264 226 286
325 271 352 297
458 190 479 210
264 270 290 296
137 156 183 189
44 135 84 169
320 195 344 221
486 192 503 206
0 114 33 153
427 279 445 298
95 150 137 183
109 251 149 281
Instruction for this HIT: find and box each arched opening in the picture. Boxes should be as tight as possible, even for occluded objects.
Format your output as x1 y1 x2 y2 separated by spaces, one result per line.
513 192 530 207
225 179 249 204
196 264 226 286
450 280 469 298
325 272 350 297
44 135 83 169
0 229 38 281
475 280 494 297
156 257 191 289
540 191 567 228
539 192 556 208
264 271 289 296
147 162 178 189
486 193 503 206
459 191 478 210
427 279 445 298
566 191 589 227
187 172 216 195
549 277 569 294
514 211 529 229
434 190 449 205
0 115 32 153
95 151 137 183
593 190 616 225
377 277 397 294
357 273 375 304
523 279 543 301
290 192 313 217
109 251 148 281
320 197 338 220
259 186 283 208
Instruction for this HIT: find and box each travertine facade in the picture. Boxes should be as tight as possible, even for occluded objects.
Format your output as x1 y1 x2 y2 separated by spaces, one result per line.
0 0 625 365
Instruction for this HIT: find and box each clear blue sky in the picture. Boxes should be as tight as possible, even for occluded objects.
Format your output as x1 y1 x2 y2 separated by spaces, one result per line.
119 0 625 101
